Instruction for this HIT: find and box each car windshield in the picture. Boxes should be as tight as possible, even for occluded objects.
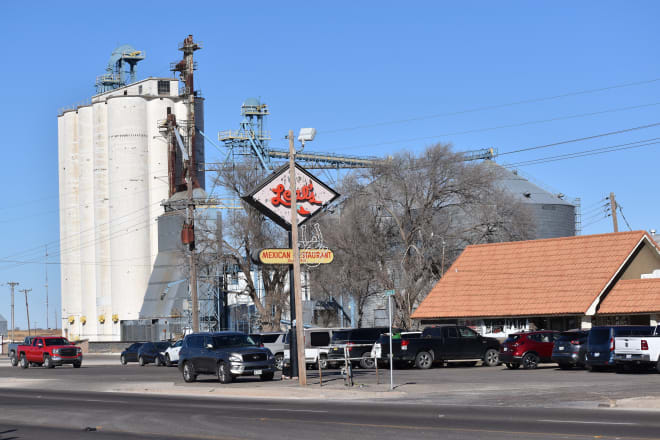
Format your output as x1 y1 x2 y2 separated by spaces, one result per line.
154 342 171 351
45 338 70 346
211 334 256 348
504 335 521 344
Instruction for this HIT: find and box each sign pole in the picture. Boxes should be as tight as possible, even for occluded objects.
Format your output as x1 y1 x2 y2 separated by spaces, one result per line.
287 230 298 379
384 289 395 390
289 130 307 386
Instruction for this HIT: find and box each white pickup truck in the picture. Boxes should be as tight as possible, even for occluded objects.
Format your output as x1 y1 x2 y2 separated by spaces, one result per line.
614 333 660 371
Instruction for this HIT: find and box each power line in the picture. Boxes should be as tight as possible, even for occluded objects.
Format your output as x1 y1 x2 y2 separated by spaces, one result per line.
498 122 660 157
503 138 660 168
327 102 660 152
320 77 660 134
617 204 634 231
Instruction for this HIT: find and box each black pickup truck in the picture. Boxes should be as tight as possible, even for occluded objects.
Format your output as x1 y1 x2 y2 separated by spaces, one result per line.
375 325 500 369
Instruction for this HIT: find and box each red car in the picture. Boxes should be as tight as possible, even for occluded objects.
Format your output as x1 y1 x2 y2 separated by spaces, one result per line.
499 330 559 370
16 336 82 369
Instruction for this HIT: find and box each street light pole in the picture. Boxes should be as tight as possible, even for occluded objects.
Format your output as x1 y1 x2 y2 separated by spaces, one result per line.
289 129 307 386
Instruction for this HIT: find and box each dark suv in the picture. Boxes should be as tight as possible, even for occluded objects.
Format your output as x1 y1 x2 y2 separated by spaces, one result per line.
500 330 560 370
327 327 389 369
178 332 275 383
552 330 589 369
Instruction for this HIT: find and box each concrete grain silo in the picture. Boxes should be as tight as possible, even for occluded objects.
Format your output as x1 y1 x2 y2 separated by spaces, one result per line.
58 75 204 341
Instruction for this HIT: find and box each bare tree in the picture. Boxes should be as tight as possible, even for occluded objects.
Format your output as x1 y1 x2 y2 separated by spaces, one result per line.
211 161 290 331
320 143 536 329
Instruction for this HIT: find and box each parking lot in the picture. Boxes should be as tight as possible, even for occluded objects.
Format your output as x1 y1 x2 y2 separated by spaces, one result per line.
2 355 660 409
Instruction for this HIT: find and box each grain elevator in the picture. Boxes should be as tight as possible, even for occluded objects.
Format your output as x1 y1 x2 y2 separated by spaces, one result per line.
58 38 204 341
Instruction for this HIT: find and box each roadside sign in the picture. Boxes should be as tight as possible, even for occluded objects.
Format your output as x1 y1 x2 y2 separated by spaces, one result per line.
259 248 334 265
242 163 339 230
384 289 395 296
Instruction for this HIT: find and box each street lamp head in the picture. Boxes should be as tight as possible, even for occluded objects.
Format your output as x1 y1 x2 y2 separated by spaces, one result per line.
297 128 316 143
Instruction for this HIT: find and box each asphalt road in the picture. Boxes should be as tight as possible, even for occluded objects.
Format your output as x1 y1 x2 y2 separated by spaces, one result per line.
3 356 660 438
1 388 660 440
3 356 660 408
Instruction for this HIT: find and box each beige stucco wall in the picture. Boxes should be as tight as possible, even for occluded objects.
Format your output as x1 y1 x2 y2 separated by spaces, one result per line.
620 241 660 280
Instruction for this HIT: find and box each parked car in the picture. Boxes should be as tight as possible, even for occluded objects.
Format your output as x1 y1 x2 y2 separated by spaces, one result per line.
8 336 36 367
500 330 559 370
16 336 82 369
137 341 172 366
613 327 660 372
586 325 656 371
283 328 338 369
374 325 501 369
120 342 145 365
164 340 183 367
250 332 286 370
178 332 275 383
327 327 390 369
552 330 589 369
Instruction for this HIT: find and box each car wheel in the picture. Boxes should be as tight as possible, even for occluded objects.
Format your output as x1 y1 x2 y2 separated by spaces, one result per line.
73 362 82 368
10 354 18 367
522 353 539 370
155 356 163 367
165 354 172 367
43 354 55 369
415 351 433 369
138 356 145 366
260 371 275 381
656 360 660 374
359 353 375 369
483 349 499 367
19 354 28 369
217 362 233 384
558 363 573 370
182 361 197 383
120 355 127 366
319 355 329 369
274 354 284 371
505 362 520 370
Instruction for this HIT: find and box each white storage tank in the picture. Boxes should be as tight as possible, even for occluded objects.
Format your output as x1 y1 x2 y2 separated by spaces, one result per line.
92 100 114 340
107 96 152 321
146 97 176 268
60 109 82 339
77 105 97 339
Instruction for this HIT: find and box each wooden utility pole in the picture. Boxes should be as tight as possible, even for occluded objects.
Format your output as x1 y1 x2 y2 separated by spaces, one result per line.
7 282 18 342
609 192 619 233
20 288 32 337
289 130 307 386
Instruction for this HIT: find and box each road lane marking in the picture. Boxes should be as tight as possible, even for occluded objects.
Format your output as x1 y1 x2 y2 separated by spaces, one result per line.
538 419 637 426
264 408 328 413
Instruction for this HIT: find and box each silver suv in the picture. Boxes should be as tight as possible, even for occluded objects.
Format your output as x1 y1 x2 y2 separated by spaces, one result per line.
250 332 286 370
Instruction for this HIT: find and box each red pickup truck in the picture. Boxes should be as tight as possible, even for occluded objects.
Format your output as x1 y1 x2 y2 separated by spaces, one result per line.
16 336 83 369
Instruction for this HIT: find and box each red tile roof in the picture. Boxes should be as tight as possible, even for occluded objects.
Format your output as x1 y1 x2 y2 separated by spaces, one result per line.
412 231 650 319
598 278 660 314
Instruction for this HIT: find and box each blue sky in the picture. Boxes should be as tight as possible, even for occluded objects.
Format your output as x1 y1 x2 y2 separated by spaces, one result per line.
1 2 659 329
